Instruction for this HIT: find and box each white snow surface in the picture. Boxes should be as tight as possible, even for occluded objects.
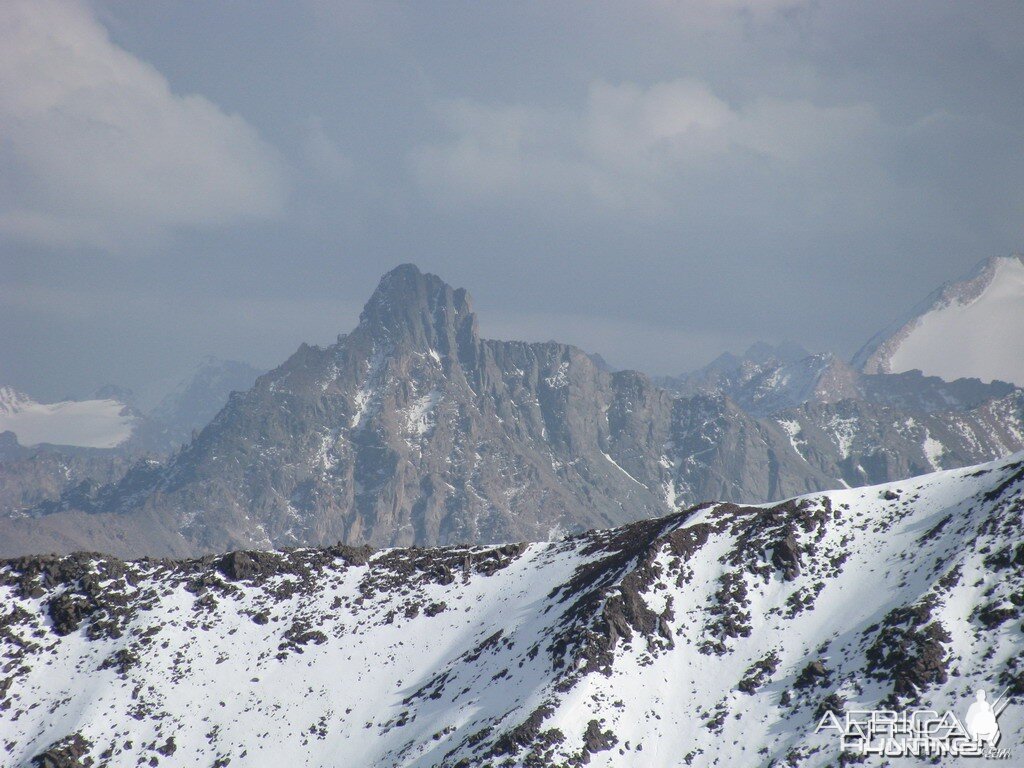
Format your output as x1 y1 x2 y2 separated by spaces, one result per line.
922 429 946 471
888 255 1024 385
602 450 644 486
0 387 135 448
775 418 807 461
405 389 442 438
1 455 1023 767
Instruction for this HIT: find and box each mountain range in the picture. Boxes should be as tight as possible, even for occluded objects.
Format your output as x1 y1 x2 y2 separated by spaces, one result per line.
1 262 1021 558
2 453 1021 767
661 343 1016 418
0 359 263 518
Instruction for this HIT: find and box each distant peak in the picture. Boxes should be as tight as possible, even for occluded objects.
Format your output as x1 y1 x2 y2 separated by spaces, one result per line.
983 253 1023 268
954 253 1024 291
92 384 135 404
193 355 261 374
853 252 1024 384
379 263 424 282
358 265 477 348
363 264 468 314
994 253 1024 272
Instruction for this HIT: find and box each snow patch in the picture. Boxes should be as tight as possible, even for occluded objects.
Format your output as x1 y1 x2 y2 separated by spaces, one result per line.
0 387 135 448
922 429 946 471
602 451 644 487
889 256 1024 385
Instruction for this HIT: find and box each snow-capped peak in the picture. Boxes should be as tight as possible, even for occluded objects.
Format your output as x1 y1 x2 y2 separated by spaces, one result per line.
855 254 1024 386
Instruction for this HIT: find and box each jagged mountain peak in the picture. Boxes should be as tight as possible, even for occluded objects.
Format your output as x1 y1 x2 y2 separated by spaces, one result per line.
357 263 478 351
6 264 1024 560
144 357 265 450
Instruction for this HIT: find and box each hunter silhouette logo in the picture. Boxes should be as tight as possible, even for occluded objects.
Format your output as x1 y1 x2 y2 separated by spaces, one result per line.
816 687 1013 759
964 688 1007 747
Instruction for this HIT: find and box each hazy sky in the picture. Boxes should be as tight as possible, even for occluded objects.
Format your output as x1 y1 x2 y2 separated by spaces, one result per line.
2 0 1023 400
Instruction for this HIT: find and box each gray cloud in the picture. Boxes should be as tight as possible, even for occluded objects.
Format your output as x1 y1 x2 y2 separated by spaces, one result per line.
413 79 886 216
1 0 1022 399
0 0 288 252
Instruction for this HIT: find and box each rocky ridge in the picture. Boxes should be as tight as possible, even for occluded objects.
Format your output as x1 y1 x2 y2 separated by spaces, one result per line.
1 454 1022 767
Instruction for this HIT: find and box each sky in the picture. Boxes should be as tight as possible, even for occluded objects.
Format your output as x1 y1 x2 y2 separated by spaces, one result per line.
2 0 1023 401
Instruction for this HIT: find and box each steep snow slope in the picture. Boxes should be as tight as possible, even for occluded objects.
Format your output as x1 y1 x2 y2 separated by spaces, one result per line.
856 255 1024 386
0 387 135 448
2 455 1022 767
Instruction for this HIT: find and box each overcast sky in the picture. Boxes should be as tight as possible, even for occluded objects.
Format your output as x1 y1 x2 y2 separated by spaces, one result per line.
2 0 1023 400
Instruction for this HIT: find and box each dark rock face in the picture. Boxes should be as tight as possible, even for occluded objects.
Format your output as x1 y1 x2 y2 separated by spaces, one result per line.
768 393 1024 489
660 341 1024 489
771 534 802 580
581 719 617 761
216 551 283 582
794 660 830 690
47 591 97 636
738 651 780 694
31 733 92 768
0 446 135 518
865 601 952 700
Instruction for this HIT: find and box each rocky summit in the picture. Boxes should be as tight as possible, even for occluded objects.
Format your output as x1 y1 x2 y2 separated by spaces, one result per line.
2 264 1023 558
1 454 1022 767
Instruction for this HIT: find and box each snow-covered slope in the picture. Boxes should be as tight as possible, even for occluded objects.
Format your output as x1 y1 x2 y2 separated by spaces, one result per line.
2 455 1022 767
0 387 135 449
855 255 1024 386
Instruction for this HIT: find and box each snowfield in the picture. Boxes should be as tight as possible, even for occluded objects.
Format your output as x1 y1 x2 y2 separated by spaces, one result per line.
0 387 135 449
890 256 1024 385
860 255 1024 386
1 454 1023 767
